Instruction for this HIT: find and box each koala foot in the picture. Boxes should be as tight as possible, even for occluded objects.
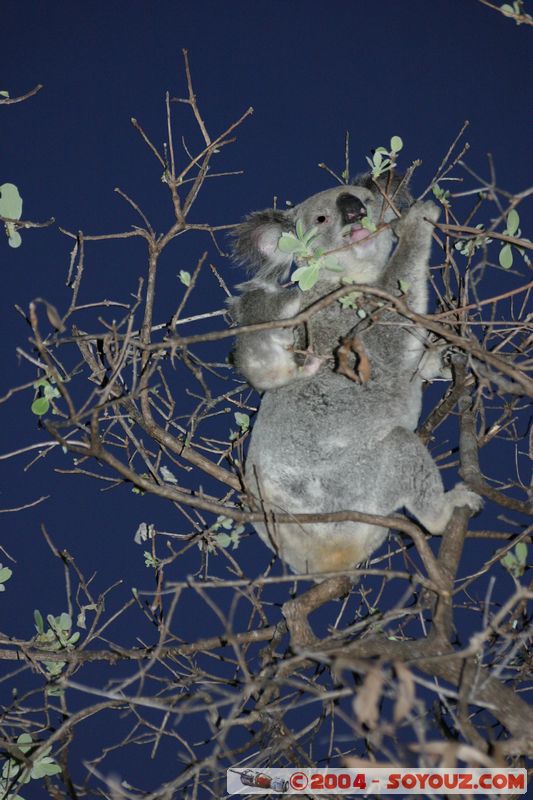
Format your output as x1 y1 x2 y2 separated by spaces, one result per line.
446 482 484 514
424 482 483 535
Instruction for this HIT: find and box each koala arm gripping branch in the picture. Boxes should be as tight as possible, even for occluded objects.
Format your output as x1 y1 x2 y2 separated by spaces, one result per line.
382 200 441 315
229 283 320 391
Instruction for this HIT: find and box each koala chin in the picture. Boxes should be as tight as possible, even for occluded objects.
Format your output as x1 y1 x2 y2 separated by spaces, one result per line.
229 173 482 575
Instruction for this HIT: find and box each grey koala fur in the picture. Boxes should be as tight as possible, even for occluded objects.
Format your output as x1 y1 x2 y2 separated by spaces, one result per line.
229 174 481 574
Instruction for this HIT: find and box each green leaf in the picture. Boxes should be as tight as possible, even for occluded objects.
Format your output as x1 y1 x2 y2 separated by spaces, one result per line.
499 244 513 269
0 183 23 219
17 734 33 750
339 290 361 310
0 90 9 98
360 216 377 232
0 566 12 583
295 219 305 240
234 412 249 431
320 255 342 271
500 3 514 14
278 233 303 253
2 762 21 780
372 157 390 178
31 397 49 416
43 384 60 400
45 660 65 676
34 609 44 634
215 532 231 548
36 760 61 778
8 228 22 248
301 225 319 246
515 541 528 565
390 135 403 153
31 763 45 779
58 612 72 630
178 270 191 286
506 209 519 235
372 151 383 167
501 552 517 570
291 265 320 291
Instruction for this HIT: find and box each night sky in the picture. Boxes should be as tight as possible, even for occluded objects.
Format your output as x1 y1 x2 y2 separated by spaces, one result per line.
1 1 531 796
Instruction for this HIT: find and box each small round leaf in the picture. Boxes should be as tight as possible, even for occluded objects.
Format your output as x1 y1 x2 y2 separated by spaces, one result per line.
390 135 403 153
8 229 22 248
0 183 23 219
31 397 50 416
278 234 303 253
506 209 519 235
499 244 513 269
515 541 527 565
0 566 13 583
215 532 231 548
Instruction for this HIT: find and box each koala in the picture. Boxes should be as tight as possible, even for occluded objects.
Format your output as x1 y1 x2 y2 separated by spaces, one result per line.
229 174 482 575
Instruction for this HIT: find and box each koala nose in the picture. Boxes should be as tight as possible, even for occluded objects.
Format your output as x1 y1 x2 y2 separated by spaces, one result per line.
336 193 366 224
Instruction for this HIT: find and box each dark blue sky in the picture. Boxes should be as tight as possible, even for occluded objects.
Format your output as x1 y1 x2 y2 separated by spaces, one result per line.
0 1 531 796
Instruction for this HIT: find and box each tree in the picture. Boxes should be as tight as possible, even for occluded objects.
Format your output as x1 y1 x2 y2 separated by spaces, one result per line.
0 51 531 799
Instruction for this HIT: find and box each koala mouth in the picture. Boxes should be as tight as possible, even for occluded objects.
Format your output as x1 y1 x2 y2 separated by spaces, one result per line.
345 224 371 245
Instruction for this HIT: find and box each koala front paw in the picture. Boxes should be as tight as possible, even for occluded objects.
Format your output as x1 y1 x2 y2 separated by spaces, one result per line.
419 200 441 225
395 200 440 234
299 353 323 378
418 345 453 382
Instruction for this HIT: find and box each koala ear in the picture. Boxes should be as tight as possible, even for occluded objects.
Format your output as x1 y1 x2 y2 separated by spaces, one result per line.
231 209 295 281
357 171 413 212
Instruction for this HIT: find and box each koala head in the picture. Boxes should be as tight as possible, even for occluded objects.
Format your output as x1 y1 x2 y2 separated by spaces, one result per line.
233 173 412 285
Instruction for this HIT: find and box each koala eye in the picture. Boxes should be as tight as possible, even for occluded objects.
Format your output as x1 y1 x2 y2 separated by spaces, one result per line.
316 214 328 224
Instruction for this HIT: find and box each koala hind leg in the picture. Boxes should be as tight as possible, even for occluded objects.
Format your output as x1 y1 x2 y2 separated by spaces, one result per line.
380 427 482 535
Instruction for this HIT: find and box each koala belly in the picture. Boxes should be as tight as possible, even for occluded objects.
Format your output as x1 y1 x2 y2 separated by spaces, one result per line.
246 454 388 573
244 372 406 574
252 513 388 575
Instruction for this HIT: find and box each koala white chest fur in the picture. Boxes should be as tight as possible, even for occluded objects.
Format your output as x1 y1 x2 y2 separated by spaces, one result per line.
230 174 481 574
